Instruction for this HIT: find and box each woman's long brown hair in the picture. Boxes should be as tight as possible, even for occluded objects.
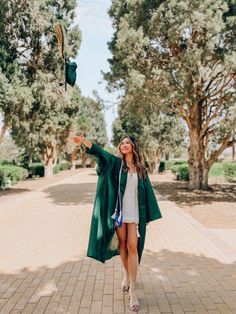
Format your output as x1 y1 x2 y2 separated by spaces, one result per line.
117 135 147 180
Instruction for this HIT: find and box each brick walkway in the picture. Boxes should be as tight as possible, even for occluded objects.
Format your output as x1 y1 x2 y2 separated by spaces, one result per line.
0 169 235 314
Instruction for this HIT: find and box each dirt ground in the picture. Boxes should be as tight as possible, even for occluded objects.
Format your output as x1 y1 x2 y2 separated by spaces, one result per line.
151 171 236 229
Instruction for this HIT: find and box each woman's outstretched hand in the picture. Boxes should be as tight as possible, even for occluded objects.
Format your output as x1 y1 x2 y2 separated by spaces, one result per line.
69 132 92 149
70 134 84 145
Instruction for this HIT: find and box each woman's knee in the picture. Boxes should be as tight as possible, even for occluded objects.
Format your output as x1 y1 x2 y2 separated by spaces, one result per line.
127 242 138 254
119 239 127 249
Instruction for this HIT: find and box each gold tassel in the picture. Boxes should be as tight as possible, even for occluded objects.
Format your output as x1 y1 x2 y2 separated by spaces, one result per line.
54 24 64 58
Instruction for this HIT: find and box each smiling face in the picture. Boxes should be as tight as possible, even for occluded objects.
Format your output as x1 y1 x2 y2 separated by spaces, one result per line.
119 137 133 155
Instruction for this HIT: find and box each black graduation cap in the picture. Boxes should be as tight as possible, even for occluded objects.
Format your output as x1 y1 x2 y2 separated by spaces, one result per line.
55 23 77 91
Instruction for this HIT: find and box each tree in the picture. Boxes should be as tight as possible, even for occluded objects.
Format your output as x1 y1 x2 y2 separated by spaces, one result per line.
112 101 186 172
64 94 109 169
106 0 236 190
0 135 22 162
0 0 81 176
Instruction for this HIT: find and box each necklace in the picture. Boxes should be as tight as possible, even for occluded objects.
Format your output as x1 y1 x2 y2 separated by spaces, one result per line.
128 166 136 175
125 160 136 174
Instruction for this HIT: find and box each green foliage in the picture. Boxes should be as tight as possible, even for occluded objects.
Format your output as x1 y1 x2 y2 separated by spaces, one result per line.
59 162 70 171
27 163 45 177
164 160 187 170
112 101 187 160
106 0 236 188
158 161 165 172
0 135 23 162
64 95 109 160
0 0 82 162
25 161 70 177
0 160 12 165
223 162 236 182
209 162 225 177
171 163 189 180
53 164 61 175
0 165 28 189
79 96 108 147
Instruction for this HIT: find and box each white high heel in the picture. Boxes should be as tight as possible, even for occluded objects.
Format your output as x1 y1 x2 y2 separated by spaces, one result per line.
128 285 139 312
121 277 130 292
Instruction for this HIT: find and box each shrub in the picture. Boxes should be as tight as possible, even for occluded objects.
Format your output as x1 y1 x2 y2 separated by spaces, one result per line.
0 165 28 189
26 162 70 177
0 160 13 166
59 162 70 171
27 163 44 177
53 164 61 174
178 164 189 180
223 163 236 183
158 161 165 172
171 163 189 180
165 160 187 170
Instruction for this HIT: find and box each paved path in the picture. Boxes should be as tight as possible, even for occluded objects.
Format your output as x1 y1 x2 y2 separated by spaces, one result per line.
0 169 235 314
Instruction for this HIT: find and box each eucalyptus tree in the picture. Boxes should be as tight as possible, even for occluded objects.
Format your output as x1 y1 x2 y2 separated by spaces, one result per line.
106 0 236 190
66 95 109 168
0 0 81 175
112 102 186 172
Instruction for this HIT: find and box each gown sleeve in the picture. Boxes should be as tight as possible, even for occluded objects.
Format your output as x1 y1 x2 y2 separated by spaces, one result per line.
86 143 116 175
145 174 162 223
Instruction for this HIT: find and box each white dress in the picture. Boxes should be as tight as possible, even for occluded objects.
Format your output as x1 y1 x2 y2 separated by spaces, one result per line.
122 172 140 237
123 172 139 223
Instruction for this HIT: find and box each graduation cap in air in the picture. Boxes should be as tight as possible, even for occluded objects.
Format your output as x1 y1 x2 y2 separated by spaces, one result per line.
54 23 77 90
65 61 77 87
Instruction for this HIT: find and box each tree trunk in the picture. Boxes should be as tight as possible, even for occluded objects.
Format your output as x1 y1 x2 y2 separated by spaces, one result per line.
71 160 76 170
149 162 155 173
232 127 235 161
29 152 33 165
0 126 7 145
44 164 54 177
81 152 87 168
154 155 161 173
70 150 77 170
165 152 169 160
188 128 209 190
44 144 57 177
144 149 160 174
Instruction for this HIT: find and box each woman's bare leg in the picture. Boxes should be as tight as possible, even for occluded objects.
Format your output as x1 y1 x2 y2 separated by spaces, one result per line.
127 223 139 311
115 223 129 288
127 223 138 286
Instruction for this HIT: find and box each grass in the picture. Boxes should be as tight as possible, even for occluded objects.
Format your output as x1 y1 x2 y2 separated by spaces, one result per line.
209 162 224 177
165 160 226 178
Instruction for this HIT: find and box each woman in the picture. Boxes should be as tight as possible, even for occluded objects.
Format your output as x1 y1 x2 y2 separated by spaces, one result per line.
72 134 162 312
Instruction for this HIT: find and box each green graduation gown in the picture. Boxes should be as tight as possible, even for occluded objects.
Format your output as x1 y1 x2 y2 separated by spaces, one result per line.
85 143 162 264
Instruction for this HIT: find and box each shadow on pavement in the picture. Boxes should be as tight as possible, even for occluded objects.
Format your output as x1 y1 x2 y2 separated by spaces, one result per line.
43 183 97 205
153 181 236 206
0 250 235 313
0 188 30 198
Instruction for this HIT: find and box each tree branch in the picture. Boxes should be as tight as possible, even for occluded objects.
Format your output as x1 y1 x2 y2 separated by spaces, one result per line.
204 71 222 93
207 133 232 168
208 73 233 98
174 100 191 127
200 104 223 138
226 139 236 148
19 62 47 72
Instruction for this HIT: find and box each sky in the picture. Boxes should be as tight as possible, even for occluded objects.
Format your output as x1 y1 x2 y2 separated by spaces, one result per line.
75 0 119 143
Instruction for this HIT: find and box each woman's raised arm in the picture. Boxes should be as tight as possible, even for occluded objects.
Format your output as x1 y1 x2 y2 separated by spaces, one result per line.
70 134 117 174
72 134 92 149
